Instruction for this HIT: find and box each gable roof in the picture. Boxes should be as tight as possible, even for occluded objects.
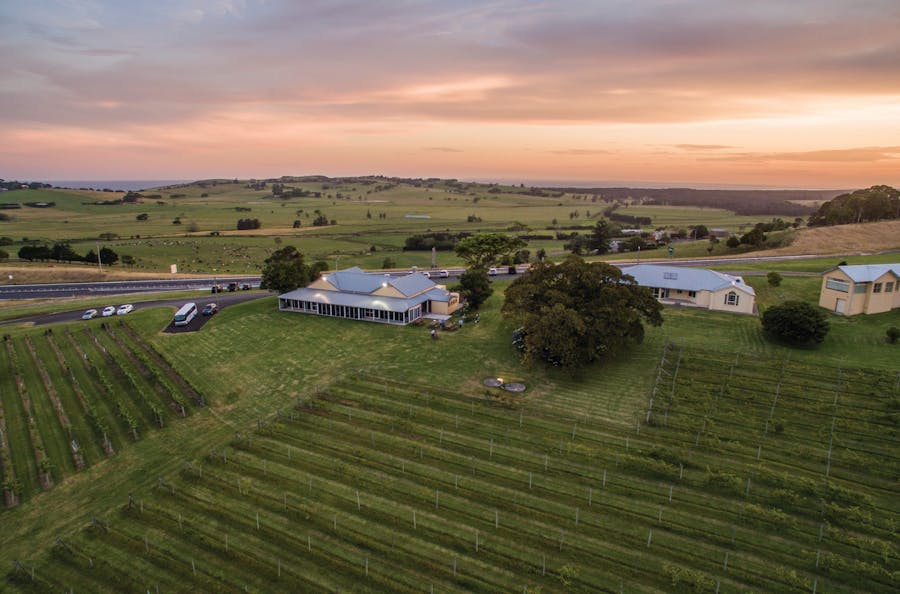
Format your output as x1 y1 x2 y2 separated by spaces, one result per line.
621 264 755 296
319 267 435 297
828 263 900 283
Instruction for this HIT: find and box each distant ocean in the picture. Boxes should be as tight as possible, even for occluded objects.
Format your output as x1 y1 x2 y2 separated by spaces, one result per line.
46 180 191 192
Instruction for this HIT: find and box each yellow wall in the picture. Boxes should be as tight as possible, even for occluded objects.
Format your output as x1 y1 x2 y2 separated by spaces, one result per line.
864 272 899 314
430 293 461 315
819 269 900 315
307 277 337 291
819 270 858 314
373 285 405 298
708 288 756 315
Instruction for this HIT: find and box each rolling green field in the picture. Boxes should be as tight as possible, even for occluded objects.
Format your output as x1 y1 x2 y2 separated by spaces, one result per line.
0 271 898 592
1 179 806 275
1 175 898 591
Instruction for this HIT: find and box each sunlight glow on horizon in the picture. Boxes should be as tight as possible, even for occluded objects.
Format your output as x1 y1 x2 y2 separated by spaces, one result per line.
1 0 898 188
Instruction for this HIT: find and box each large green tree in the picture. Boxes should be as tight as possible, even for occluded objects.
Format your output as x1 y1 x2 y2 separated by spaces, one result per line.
807 185 899 226
453 267 493 311
454 233 526 268
502 256 663 367
761 301 829 345
588 219 613 254
260 245 324 293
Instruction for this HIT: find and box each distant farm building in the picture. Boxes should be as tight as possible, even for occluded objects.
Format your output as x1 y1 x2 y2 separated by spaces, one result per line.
818 264 900 315
623 264 756 314
278 267 461 325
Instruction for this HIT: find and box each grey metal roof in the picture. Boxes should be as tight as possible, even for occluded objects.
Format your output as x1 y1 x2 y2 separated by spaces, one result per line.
622 264 755 296
279 286 431 312
391 272 437 296
320 267 435 297
833 264 900 283
279 267 457 311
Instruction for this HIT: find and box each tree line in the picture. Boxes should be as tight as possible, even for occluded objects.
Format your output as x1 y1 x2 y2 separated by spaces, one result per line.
549 186 823 216
807 185 899 226
17 243 123 265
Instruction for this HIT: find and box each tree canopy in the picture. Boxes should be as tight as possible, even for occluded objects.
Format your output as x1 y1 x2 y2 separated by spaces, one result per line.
807 185 899 226
260 245 325 294
453 267 493 311
761 301 829 345
454 233 526 268
588 219 613 254
502 256 663 368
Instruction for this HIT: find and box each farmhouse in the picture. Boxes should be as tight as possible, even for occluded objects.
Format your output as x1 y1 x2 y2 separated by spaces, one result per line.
278 267 461 325
818 263 900 315
622 263 756 314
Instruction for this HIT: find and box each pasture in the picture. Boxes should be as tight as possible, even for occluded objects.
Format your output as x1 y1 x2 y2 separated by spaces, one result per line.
0 178 809 275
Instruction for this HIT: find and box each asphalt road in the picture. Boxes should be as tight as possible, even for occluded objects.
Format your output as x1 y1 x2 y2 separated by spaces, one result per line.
5 291 269 327
0 276 261 300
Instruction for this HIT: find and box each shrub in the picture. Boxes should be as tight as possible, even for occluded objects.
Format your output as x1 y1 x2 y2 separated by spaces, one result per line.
887 327 900 344
767 271 782 287
762 301 829 345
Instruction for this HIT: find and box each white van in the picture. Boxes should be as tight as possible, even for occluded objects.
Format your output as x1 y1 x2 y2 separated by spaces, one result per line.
173 302 198 326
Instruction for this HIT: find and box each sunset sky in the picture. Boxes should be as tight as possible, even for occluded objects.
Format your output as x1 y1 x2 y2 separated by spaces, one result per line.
1 0 898 188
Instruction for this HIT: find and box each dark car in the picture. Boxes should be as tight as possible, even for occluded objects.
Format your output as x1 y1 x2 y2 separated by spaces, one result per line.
241 283 252 290
201 303 218 316
227 282 239 292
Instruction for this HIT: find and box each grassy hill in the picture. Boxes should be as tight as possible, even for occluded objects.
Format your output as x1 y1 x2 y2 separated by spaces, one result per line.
1 178 818 277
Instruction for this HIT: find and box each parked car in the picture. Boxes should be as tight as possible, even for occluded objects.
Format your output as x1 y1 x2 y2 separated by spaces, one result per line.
116 304 134 315
227 282 239 292
488 267 498 276
241 283 252 290
438 269 449 278
211 284 222 294
201 303 218 316
101 306 116 317
82 309 98 320
422 271 431 278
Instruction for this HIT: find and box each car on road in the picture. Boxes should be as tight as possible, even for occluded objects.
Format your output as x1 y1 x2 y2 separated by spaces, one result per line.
241 283 252 290
116 304 134 315
422 271 431 278
201 303 218 316
438 269 449 278
227 282 239 292
101 306 116 317
488 267 498 276
82 309 98 320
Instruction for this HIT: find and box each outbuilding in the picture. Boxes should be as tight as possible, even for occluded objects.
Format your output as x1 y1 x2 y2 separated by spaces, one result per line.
818 264 900 315
622 263 756 315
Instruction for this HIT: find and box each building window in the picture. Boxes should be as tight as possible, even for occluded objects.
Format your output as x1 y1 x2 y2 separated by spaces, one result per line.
873 282 882 293
825 278 849 293
725 291 739 306
688 291 697 298
652 287 669 299
886 282 895 293
854 284 867 294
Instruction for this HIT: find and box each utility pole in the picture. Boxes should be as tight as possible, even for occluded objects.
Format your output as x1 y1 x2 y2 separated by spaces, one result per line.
96 241 102 272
